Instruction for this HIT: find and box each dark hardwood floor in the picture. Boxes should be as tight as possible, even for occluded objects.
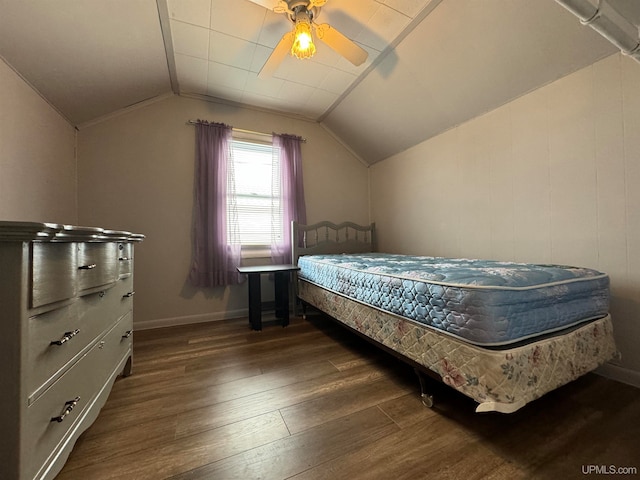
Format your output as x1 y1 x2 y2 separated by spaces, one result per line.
57 313 640 479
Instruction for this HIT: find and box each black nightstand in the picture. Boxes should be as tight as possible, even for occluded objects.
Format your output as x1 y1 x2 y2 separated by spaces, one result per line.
237 264 300 331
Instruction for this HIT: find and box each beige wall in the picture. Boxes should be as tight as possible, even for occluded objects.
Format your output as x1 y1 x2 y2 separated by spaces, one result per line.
77 94 370 328
370 53 640 386
0 59 77 223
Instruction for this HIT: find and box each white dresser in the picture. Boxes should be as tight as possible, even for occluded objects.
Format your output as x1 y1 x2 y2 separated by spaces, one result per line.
0 221 144 480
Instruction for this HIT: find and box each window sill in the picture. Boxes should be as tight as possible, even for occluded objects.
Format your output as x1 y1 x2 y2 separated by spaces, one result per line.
241 247 271 259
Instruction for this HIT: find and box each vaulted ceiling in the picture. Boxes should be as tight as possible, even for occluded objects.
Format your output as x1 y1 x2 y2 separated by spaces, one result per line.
0 0 638 164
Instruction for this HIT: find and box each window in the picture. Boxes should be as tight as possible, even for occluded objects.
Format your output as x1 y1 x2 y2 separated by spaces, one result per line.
189 121 305 286
228 137 282 248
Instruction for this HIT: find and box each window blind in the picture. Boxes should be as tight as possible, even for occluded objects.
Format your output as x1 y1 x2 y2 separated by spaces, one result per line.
228 140 282 246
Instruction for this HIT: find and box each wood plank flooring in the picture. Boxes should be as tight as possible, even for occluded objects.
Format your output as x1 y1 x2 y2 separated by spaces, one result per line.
57 313 640 480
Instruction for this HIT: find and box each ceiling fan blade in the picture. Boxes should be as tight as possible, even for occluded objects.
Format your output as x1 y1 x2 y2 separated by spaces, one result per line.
258 31 295 78
314 24 368 66
245 0 289 13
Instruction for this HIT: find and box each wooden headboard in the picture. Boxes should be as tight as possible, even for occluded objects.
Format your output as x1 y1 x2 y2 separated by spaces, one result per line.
291 221 377 264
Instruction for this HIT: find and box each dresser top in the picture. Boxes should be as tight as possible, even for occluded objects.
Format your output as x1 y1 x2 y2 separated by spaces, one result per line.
0 221 145 242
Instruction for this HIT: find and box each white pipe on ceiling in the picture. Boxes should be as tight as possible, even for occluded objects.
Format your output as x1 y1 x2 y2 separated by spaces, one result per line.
556 0 640 62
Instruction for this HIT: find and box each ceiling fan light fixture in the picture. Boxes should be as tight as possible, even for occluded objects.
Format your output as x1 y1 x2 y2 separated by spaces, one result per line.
291 14 316 59
254 0 368 77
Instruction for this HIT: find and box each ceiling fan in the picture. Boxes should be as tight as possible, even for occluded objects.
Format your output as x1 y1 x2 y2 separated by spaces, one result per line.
247 0 369 78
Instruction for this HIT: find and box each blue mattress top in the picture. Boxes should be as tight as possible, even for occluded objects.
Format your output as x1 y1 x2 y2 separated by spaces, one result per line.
298 253 610 346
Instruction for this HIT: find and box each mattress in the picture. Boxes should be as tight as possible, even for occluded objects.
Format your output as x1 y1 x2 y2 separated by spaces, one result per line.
297 253 610 346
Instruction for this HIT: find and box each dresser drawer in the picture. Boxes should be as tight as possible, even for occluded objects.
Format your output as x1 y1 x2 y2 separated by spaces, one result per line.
114 275 136 319
27 285 125 402
77 243 118 291
77 284 129 342
31 243 77 309
117 242 133 277
25 312 133 480
27 303 83 402
103 310 134 376
25 341 101 480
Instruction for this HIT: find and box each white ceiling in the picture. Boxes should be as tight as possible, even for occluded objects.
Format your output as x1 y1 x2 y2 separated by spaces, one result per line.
167 0 438 119
0 0 637 164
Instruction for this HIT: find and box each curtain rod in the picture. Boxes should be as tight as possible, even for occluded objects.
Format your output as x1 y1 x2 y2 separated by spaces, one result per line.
186 120 306 143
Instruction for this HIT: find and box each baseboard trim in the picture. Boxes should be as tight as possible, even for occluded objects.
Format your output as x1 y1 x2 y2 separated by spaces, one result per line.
134 308 248 331
596 362 640 388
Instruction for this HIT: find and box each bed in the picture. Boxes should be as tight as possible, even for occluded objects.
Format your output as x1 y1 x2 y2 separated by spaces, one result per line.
291 221 618 413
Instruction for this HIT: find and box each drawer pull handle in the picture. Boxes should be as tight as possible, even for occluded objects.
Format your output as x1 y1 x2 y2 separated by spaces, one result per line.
122 330 133 339
50 329 80 346
79 264 97 270
51 396 81 423
123 291 135 298
119 257 131 261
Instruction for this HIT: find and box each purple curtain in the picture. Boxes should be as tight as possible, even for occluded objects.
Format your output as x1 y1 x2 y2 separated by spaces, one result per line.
271 133 307 264
189 121 242 287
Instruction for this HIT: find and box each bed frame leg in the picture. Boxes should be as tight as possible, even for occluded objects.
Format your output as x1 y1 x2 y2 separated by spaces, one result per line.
415 369 434 408
293 297 308 319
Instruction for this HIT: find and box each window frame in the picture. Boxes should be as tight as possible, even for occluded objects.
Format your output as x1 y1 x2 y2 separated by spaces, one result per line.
228 131 281 258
